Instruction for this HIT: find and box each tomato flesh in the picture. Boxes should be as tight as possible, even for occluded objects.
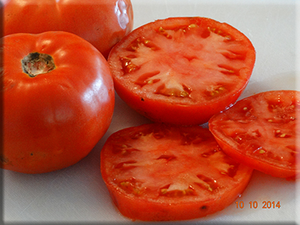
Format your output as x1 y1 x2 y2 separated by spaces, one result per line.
108 17 256 125
209 90 300 179
100 124 253 221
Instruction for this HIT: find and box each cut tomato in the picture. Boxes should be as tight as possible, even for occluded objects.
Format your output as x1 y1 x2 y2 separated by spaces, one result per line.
108 17 256 125
209 90 300 179
100 124 253 221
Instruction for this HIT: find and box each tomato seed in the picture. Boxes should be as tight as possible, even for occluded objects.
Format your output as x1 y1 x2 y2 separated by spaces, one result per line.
259 149 266 154
158 26 172 39
120 57 140 74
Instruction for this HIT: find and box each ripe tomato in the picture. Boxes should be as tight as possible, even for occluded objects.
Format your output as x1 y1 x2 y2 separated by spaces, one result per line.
108 17 256 125
1 0 133 58
209 90 300 179
1 31 115 174
100 124 253 221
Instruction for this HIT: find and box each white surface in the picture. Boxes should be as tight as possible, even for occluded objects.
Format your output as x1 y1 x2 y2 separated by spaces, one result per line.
2 0 299 224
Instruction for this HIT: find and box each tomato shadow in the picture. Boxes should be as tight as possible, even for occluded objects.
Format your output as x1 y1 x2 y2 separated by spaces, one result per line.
110 91 153 130
86 90 153 170
240 71 297 100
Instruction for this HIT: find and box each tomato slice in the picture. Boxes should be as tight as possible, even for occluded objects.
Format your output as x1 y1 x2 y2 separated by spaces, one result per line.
209 90 300 179
100 124 253 221
108 17 256 125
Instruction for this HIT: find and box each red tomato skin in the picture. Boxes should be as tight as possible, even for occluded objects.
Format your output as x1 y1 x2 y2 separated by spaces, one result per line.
1 0 133 58
1 31 115 174
101 124 253 221
108 17 256 125
209 90 300 179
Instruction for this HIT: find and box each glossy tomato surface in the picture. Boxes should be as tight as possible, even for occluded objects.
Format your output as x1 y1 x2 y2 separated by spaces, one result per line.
108 17 256 125
1 0 133 58
209 90 300 179
1 31 115 174
100 124 253 221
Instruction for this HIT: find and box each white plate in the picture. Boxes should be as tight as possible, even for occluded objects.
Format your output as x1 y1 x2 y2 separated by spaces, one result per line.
2 0 299 224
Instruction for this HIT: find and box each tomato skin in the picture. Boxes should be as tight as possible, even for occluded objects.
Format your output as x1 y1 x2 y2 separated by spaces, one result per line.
209 90 300 179
1 0 133 58
108 17 256 125
1 31 115 174
101 124 253 221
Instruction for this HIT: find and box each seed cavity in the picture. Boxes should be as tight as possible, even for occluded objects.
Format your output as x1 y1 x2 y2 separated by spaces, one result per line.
119 178 145 195
115 160 137 169
208 27 233 41
204 85 227 99
155 83 192 98
112 144 140 155
201 148 219 158
221 50 246 60
134 71 161 87
196 174 218 192
157 155 177 162
180 132 205 145
158 27 172 39
218 64 240 76
210 86 226 97
126 37 160 51
159 184 196 197
120 56 140 74
274 129 291 138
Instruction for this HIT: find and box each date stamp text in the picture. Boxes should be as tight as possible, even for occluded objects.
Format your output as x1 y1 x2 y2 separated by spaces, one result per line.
235 201 281 209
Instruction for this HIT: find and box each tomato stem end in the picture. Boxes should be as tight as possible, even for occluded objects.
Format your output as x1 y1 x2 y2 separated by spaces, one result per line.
22 52 56 77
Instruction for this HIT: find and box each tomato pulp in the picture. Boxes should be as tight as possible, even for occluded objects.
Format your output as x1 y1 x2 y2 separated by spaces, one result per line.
209 90 300 179
101 124 253 221
1 0 134 58
1 31 115 173
108 17 256 125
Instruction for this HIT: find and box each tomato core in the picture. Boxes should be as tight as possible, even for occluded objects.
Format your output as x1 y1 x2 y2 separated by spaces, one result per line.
22 52 56 77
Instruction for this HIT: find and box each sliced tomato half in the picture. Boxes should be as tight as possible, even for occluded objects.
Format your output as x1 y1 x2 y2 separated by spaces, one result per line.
100 124 253 221
108 17 256 125
209 90 300 179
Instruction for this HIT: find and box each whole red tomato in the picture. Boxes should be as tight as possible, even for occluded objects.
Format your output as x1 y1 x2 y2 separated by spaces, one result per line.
1 0 133 58
1 31 115 174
